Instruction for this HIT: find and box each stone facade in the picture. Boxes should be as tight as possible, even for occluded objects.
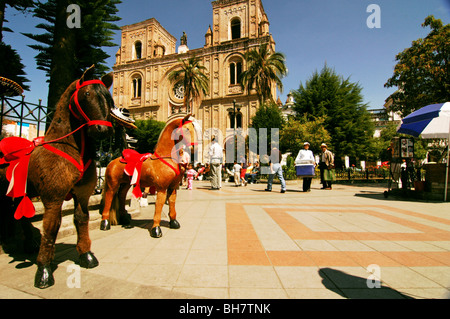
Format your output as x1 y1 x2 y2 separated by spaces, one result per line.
112 0 276 161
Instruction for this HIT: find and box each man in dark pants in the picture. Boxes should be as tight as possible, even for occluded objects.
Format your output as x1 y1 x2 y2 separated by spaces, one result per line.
319 143 334 190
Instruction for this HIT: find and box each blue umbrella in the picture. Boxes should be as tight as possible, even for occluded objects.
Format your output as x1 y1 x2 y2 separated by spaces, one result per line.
397 102 450 201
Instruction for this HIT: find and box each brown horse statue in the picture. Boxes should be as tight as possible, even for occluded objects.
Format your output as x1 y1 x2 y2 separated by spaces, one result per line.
99 114 200 238
0 65 115 289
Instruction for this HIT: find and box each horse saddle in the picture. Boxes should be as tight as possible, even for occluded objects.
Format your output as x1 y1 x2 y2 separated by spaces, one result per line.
120 149 151 198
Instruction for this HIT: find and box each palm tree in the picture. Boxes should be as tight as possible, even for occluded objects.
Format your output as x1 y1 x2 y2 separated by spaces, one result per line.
168 56 209 113
240 43 287 105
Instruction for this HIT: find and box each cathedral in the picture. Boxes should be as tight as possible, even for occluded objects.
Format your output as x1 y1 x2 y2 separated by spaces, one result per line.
112 0 277 161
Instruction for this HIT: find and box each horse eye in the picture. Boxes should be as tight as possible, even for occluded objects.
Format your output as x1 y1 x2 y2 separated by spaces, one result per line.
85 91 90 96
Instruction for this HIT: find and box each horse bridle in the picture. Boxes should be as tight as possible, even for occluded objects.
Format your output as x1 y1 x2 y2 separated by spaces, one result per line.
151 118 198 176
69 79 113 128
36 79 113 179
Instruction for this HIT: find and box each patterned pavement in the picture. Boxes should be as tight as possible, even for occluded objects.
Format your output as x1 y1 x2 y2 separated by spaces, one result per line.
0 179 449 299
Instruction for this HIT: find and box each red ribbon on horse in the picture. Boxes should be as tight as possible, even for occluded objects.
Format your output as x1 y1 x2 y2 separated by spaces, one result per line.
120 149 152 198
0 136 38 219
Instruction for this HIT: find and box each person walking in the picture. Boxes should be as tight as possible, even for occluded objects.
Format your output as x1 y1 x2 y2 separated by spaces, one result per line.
208 135 223 190
295 142 315 192
265 147 286 193
319 143 334 190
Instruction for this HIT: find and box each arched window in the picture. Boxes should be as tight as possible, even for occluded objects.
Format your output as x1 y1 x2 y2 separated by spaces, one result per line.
132 76 142 98
230 63 236 85
231 18 241 40
229 61 243 85
236 113 242 128
134 41 142 60
230 112 242 129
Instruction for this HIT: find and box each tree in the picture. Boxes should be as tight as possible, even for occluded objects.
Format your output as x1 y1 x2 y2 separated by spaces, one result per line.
0 0 34 90
240 43 287 105
126 119 166 154
250 102 285 158
280 115 331 157
0 42 30 91
292 64 375 161
385 16 450 117
168 56 209 113
23 0 121 120
0 0 35 42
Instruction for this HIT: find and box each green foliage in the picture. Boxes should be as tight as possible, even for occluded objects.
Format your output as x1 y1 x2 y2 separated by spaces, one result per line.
168 56 209 112
282 155 297 180
0 0 35 40
280 115 331 157
0 42 30 90
250 102 285 154
0 0 34 89
240 43 287 104
385 15 450 116
23 0 122 79
292 64 375 160
126 119 166 154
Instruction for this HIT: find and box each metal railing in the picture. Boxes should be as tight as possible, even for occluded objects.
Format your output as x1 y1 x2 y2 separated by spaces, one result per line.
1 95 52 139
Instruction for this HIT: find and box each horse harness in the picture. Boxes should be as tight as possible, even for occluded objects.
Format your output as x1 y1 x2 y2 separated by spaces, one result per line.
37 79 113 179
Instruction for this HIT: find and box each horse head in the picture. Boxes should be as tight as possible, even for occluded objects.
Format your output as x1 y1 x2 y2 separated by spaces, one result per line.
171 114 201 155
70 65 115 139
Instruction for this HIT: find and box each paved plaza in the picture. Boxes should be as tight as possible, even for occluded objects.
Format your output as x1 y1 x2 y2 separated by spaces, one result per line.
0 179 449 299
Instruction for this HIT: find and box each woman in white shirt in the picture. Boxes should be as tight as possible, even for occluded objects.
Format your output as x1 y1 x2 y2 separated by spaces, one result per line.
295 142 315 192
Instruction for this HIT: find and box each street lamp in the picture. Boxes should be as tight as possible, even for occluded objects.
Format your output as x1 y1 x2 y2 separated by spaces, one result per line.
232 99 241 131
231 100 241 162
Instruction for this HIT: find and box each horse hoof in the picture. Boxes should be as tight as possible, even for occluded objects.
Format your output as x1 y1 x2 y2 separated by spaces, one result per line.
169 219 180 229
119 213 132 226
79 251 99 269
34 265 54 289
150 226 162 238
100 219 110 231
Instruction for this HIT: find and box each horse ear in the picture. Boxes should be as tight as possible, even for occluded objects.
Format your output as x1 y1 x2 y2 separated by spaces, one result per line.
182 114 192 124
101 72 113 89
80 64 96 83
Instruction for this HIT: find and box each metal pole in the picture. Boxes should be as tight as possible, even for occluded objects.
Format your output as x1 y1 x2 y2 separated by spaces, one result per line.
444 118 449 202
37 99 42 137
19 95 25 138
0 95 4 134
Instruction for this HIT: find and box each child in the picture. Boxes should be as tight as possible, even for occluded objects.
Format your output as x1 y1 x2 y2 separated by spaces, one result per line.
186 164 198 190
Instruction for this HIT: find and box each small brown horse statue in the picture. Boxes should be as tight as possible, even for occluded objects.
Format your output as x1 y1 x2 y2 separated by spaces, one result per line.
100 114 200 238
0 65 115 288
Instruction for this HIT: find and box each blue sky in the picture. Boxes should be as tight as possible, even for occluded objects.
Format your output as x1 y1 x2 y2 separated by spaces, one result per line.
3 0 450 110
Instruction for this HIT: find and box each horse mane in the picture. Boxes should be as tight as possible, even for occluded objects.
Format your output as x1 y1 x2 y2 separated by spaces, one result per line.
46 80 79 134
155 114 197 146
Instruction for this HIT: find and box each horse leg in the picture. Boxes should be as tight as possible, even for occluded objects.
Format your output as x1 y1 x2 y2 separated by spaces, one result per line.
100 179 120 231
34 202 63 289
117 183 132 227
167 188 180 230
150 190 166 238
73 194 99 269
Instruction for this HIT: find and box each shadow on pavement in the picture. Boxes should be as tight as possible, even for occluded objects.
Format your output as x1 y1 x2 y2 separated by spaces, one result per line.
319 267 414 299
